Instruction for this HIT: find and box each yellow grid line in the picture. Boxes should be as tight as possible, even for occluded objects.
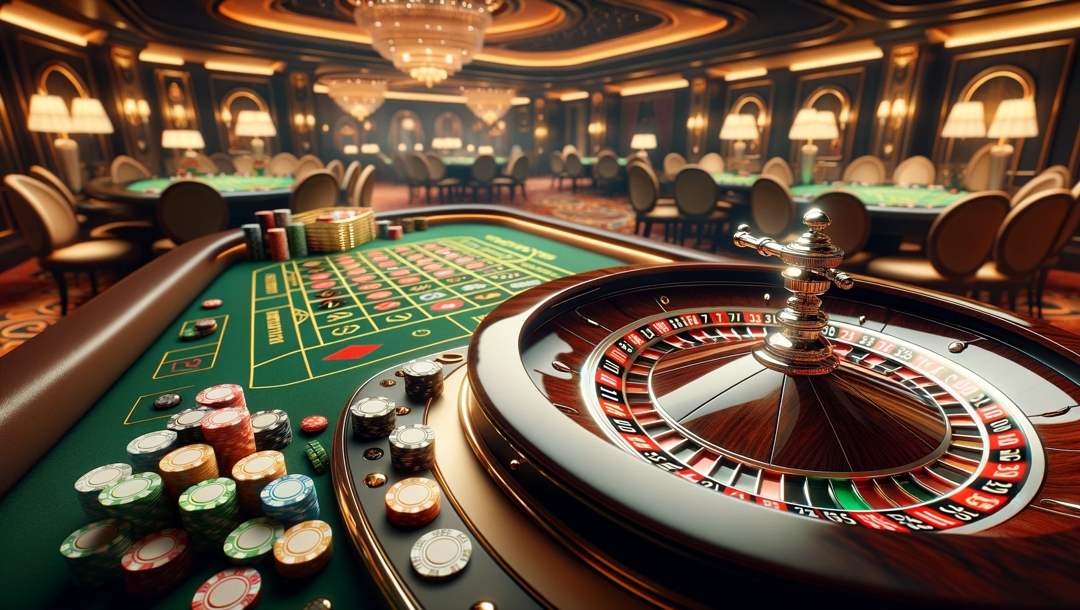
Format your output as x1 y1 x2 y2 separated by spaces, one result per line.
124 384 195 425
381 242 482 309
290 260 326 346
359 246 435 322
153 314 229 379
321 253 379 336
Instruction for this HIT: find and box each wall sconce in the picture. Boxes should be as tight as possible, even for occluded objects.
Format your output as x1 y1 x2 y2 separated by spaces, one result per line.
686 114 706 131
306 114 315 128
889 98 907 120
534 125 548 139
587 121 604 136
294 112 304 128
122 97 151 125
876 100 890 123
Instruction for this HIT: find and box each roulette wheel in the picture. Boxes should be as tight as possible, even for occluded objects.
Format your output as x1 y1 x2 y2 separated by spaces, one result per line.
455 211 1080 608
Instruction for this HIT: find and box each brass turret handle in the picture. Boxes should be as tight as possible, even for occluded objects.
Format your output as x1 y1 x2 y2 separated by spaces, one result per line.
733 209 854 376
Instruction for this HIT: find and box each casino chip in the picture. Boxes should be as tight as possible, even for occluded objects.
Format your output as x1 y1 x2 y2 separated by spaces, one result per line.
59 519 134 587
179 326 202 341
153 393 182 410
300 415 328 434
305 441 329 474
168 407 212 444
195 384 247 410
98 472 172 537
349 396 396 440
121 528 192 597
402 359 444 401
224 518 284 564
410 528 472 580
232 450 287 514
201 407 257 473
192 567 262 610
179 477 242 551
274 520 333 579
388 424 436 473
250 409 293 450
159 444 218 499
384 477 441 528
74 463 132 519
303 598 332 610
126 430 178 473
201 298 223 309
260 474 320 524
194 318 218 336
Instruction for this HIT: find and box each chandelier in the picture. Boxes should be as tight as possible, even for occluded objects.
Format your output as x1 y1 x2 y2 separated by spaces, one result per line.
322 76 387 121
464 87 515 126
355 0 496 87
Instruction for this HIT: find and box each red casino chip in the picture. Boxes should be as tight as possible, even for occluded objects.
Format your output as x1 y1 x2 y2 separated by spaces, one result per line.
201 299 223 310
191 567 262 610
300 415 329 434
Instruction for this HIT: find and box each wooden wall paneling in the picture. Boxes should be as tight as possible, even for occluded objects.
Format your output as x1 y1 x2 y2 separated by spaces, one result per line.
107 46 157 172
685 77 708 160
619 91 677 162
588 91 607 155
790 66 866 180
13 33 111 178
871 44 921 169
723 78 775 171
154 67 200 168
932 38 1075 189
208 74 279 156
286 72 317 155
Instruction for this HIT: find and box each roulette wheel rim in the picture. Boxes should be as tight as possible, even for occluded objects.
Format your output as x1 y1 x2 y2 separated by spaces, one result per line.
466 261 1080 607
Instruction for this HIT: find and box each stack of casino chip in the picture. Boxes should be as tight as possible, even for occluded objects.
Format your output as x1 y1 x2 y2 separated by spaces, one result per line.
415 217 428 231
202 407 257 472
304 441 329 474
59 519 133 587
286 223 308 258
272 208 292 229
168 407 211 444
196 383 247 410
179 477 242 550
120 528 192 597
192 568 262 610
388 424 436 473
74 463 132 519
223 517 284 564
250 409 293 450
388 225 404 240
98 472 173 536
126 430 178 473
260 474 320 524
232 450 288 515
273 520 333 579
400 217 415 233
376 220 391 239
242 224 265 261
158 444 218 499
349 396 397 440
267 227 290 261
384 477 441 528
402 359 444 401
254 210 275 233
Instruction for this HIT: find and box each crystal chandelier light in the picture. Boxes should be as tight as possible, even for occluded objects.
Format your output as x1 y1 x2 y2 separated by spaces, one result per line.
464 87 515 126
322 76 388 121
355 0 495 87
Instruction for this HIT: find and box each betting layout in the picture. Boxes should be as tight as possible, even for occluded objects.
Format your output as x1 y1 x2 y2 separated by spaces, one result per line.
250 233 573 388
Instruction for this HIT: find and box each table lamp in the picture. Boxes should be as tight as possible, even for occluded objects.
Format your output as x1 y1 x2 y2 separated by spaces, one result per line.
789 109 838 184
477 145 494 155
27 94 79 191
986 98 1037 191
719 113 759 168
234 110 276 162
343 144 359 155
361 143 381 154
630 132 657 159
162 129 205 176
940 101 985 188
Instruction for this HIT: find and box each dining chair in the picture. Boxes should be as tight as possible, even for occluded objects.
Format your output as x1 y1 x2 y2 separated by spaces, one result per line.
290 170 339 213
152 180 229 256
628 164 679 241
761 157 795 187
841 155 887 185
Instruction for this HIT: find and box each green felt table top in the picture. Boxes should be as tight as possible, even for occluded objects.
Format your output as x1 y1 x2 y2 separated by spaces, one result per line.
579 156 628 166
790 183 966 208
0 222 620 610
439 156 508 166
127 175 295 194
709 172 759 187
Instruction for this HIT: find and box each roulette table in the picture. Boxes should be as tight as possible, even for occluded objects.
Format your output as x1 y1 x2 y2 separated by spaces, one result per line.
3 207 1079 608
0 207 708 609
84 174 296 226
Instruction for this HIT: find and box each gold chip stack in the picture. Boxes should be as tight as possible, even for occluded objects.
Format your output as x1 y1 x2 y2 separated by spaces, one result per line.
292 207 375 252
384 477 441 528
274 520 333 579
232 451 287 515
158 444 219 499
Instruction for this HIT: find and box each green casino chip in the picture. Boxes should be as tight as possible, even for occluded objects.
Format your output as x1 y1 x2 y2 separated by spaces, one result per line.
223 518 284 563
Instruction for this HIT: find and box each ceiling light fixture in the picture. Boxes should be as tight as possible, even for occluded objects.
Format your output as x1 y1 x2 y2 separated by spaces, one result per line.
559 91 589 102
618 78 689 97
321 76 388 121
204 60 278 75
0 3 96 47
464 87 516 126
138 50 184 65
354 0 497 87
724 68 767 82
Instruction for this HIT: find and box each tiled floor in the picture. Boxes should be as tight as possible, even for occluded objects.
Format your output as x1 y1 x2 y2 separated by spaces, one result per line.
1 178 1077 356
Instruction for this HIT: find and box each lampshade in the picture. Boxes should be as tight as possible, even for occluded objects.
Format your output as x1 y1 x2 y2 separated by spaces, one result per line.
343 144 359 155
432 137 463 151
987 98 1038 139
941 101 985 138
789 109 838 141
70 98 114 134
719 113 759 141
27 94 72 133
630 133 658 150
477 145 494 155
360 143 381 154
234 110 277 137
161 129 205 150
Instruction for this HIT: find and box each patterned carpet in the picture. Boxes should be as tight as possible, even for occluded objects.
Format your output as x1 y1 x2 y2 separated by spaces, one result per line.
0 180 1077 356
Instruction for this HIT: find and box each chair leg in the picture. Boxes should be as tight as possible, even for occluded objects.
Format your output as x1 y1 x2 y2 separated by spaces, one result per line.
51 269 69 316
89 271 99 296
1007 286 1018 312
520 182 527 201
1036 268 1049 318
634 218 642 235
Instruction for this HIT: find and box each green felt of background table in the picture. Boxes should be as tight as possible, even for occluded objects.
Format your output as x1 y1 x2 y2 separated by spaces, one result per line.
439 156 508 166
710 172 758 187
0 222 620 610
791 184 965 208
580 156 628 166
127 174 295 194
